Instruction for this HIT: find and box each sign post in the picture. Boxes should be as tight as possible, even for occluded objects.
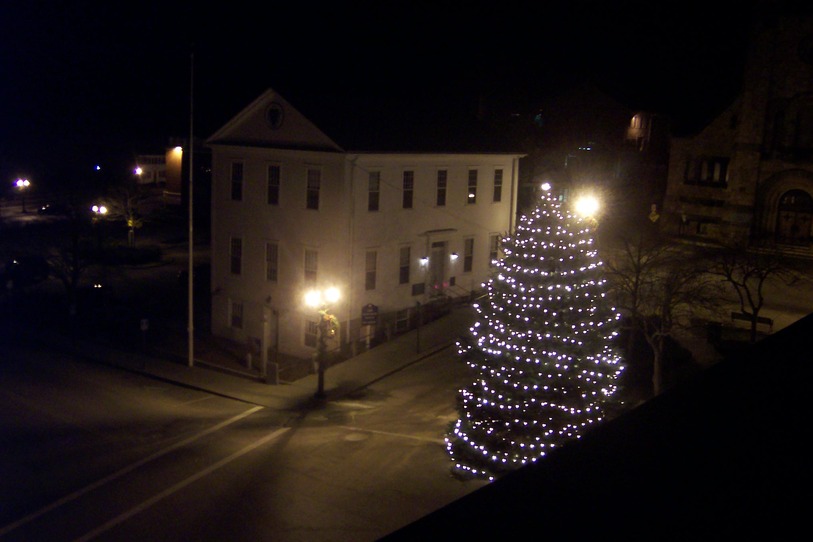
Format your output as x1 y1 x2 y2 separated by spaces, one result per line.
361 304 378 349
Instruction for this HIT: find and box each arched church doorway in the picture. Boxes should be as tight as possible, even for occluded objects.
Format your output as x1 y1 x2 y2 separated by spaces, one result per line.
776 189 813 245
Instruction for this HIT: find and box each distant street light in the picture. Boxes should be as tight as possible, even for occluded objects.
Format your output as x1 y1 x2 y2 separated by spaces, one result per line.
91 204 108 248
15 178 30 213
304 287 341 400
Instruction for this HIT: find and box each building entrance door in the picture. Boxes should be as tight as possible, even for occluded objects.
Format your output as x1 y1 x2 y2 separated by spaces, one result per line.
428 241 447 296
776 189 813 245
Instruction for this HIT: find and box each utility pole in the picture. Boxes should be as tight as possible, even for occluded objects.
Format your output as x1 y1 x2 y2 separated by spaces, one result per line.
187 48 195 368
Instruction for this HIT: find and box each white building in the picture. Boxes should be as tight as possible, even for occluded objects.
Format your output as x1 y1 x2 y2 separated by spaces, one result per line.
206 88 524 365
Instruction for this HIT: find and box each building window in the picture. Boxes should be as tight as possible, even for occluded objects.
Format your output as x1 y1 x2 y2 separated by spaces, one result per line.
230 300 243 329
493 169 503 202
304 320 318 347
368 171 380 211
467 169 477 204
395 308 410 332
399 246 410 284
489 234 500 267
436 170 447 206
402 171 414 209
231 162 243 201
267 164 280 205
464 237 474 272
266 242 278 282
306 168 321 209
683 156 729 187
230 237 242 275
365 250 377 290
304 249 318 283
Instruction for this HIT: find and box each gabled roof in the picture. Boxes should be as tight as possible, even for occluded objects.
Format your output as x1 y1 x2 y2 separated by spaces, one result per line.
206 88 343 152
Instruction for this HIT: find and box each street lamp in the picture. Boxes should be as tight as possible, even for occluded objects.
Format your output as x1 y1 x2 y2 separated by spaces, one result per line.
15 179 30 213
574 195 600 218
304 286 340 399
91 204 108 248
574 194 601 228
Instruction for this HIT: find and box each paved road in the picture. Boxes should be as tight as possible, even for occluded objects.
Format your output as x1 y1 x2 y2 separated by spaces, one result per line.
0 341 486 542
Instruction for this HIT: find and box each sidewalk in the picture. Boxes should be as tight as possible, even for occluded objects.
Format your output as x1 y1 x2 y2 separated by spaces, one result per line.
41 305 476 411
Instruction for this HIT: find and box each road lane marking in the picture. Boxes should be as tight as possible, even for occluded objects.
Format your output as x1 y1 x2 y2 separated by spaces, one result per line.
339 425 445 445
74 427 289 542
0 405 264 537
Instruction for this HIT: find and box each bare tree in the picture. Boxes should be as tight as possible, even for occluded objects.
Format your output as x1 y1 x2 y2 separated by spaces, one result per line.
44 214 95 317
708 243 797 343
99 178 148 247
605 233 723 396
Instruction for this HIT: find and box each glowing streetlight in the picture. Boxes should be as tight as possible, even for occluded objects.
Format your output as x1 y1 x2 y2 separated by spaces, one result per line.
91 204 108 216
15 178 30 213
304 286 341 399
574 195 600 219
304 287 340 308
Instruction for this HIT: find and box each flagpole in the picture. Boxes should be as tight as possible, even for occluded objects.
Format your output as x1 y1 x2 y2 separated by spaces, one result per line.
187 48 195 368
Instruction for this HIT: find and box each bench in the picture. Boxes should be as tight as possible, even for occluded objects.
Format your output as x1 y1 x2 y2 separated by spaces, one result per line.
731 311 773 333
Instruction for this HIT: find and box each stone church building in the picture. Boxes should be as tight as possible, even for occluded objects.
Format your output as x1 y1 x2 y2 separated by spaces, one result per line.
662 10 813 253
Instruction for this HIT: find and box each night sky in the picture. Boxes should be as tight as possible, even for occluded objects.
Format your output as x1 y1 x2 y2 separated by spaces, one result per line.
1 1 763 192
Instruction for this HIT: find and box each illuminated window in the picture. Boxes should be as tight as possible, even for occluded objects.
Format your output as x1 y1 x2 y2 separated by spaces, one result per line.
306 168 320 209
267 164 280 205
230 237 242 275
436 170 447 206
230 162 243 201
402 171 414 209
368 171 380 211
467 169 477 204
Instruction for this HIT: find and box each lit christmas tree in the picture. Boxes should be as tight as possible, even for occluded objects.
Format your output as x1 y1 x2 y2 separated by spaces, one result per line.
446 183 624 481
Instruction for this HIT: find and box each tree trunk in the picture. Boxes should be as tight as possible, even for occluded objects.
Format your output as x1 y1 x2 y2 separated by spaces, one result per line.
652 336 664 396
